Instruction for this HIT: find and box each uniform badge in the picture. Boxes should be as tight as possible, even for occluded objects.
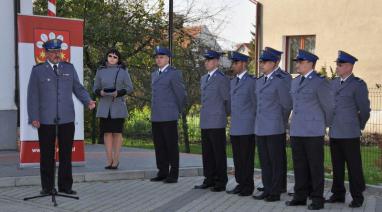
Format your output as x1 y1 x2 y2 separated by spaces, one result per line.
34 30 71 63
47 78 51 82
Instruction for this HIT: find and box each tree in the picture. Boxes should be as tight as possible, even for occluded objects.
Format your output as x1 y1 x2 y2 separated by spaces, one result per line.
33 0 167 143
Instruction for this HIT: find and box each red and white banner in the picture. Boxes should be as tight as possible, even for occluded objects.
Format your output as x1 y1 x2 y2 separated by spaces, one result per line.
18 15 85 167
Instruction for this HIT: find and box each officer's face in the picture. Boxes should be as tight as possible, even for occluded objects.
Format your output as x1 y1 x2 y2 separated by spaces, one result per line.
204 58 219 71
155 55 169 68
296 60 313 75
46 49 62 64
231 61 246 74
336 62 353 77
107 53 119 65
259 60 276 74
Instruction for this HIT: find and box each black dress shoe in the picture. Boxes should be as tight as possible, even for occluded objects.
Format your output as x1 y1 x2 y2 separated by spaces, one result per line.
257 187 264 191
194 183 214 189
150 176 167 182
238 190 253 196
58 189 77 195
210 186 226 192
285 199 307 206
253 192 269 200
40 189 51 195
226 186 241 194
163 177 178 183
349 200 363 208
325 195 345 203
265 195 280 202
308 202 324 210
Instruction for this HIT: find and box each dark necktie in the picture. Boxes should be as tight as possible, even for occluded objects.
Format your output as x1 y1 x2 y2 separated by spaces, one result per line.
264 76 268 84
53 64 58 76
340 80 344 85
158 69 162 75
299 76 305 85
236 77 240 85
206 74 211 83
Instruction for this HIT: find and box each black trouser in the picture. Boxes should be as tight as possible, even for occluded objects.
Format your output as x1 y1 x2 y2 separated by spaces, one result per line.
152 121 179 179
38 122 75 191
330 137 365 202
257 133 286 196
201 128 228 188
231 134 255 193
281 133 287 191
291 136 324 204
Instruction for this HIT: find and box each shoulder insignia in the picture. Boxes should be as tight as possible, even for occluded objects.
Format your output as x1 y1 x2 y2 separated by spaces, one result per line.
33 63 44 68
275 73 284 79
217 70 225 76
354 77 365 83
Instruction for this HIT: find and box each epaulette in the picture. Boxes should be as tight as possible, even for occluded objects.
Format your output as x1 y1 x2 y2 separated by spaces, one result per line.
217 70 225 76
354 77 365 83
33 62 44 68
275 73 284 79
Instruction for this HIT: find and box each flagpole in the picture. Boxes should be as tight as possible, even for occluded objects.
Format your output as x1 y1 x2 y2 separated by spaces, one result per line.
48 0 56 16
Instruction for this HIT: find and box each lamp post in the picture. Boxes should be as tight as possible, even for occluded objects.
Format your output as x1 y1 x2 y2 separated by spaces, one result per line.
168 0 173 65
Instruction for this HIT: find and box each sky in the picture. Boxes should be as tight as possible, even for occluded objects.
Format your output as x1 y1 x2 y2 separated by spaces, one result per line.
161 0 257 50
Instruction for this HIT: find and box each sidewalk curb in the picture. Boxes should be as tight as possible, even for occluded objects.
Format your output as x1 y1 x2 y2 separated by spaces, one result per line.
0 166 234 188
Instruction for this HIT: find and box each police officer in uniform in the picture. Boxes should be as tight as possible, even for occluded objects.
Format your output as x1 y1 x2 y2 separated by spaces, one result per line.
262 46 292 194
326 51 370 208
150 46 187 183
27 39 96 195
253 49 292 202
226 51 256 196
285 49 334 210
194 50 230 192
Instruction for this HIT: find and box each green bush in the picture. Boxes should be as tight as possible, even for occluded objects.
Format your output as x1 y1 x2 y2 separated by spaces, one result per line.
125 106 152 138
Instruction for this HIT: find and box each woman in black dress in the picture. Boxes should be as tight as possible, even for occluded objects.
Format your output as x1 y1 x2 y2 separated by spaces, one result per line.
93 49 133 169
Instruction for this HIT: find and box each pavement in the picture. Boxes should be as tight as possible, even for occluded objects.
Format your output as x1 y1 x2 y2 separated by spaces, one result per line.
0 176 381 212
0 144 381 211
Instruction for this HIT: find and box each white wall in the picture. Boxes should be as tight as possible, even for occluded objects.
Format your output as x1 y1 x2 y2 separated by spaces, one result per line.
0 0 16 110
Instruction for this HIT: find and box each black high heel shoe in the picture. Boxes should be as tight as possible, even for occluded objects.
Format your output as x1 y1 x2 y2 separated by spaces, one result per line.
105 161 113 169
110 162 119 170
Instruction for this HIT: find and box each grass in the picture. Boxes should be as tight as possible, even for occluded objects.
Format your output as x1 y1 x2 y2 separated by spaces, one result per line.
122 137 382 185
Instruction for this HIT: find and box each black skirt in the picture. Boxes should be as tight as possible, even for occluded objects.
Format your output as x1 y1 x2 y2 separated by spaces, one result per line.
100 115 125 133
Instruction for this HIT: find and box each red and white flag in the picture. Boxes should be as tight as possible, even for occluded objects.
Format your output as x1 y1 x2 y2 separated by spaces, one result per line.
48 0 56 16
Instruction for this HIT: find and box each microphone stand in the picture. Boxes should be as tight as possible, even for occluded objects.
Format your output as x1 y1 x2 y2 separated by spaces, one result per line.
24 64 79 206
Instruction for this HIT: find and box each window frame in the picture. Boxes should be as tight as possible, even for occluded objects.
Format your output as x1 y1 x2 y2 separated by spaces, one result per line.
285 35 316 74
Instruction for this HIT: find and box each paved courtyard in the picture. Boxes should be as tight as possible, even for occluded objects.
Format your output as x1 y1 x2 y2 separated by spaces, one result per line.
0 176 381 212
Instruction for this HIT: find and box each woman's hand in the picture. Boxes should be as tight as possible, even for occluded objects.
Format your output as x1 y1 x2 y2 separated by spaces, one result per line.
100 89 106 97
111 91 118 98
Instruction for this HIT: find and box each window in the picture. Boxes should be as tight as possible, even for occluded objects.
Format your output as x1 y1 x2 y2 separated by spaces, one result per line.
285 35 316 74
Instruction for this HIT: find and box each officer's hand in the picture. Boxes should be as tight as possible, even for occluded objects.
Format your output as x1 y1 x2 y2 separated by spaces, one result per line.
111 91 118 98
32 120 40 128
88 100 96 110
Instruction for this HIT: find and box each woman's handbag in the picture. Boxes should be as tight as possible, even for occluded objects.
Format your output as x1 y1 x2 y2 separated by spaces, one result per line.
103 68 121 93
